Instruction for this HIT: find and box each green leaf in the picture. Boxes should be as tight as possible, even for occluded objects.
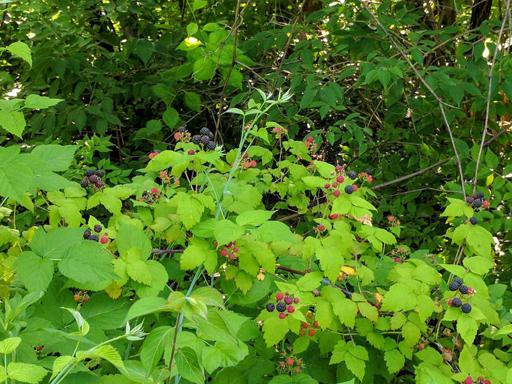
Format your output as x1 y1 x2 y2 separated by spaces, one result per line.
0 110 26 137
181 239 216 270
15 251 54 292
269 374 319 384
58 241 115 285
193 57 216 81
126 257 152 285
176 347 204 384
254 221 294 243
296 272 323 291
236 210 274 227
117 222 152 260
163 108 179 129
214 220 244 246
0 337 21 354
263 315 289 346
358 301 379 322
125 297 167 322
24 95 62 109
463 256 493 275
140 326 173 371
441 198 473 218
80 345 124 369
190 287 224 308
7 362 47 383
184 91 201 112
457 316 478 344
382 284 417 312
31 145 77 172
384 349 405 374
135 260 168 297
7 41 32 66
302 176 326 189
192 0 207 11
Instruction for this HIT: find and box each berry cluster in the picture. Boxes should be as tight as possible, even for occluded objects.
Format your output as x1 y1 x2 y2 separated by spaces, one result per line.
219 242 239 261
463 376 491 384
448 277 474 313
241 154 258 169
299 319 319 336
139 187 160 204
173 126 191 143
80 169 105 189
272 126 287 138
83 224 109 244
277 354 304 374
465 192 490 210
73 290 90 304
322 165 360 197
358 170 374 183
266 292 299 319
386 214 401 226
191 127 217 150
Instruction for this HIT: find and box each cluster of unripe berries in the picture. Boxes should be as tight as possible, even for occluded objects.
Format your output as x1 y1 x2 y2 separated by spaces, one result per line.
463 376 491 384
73 290 90 304
173 126 192 143
191 127 217 150
447 277 474 313
465 192 490 210
277 354 303 374
83 224 108 244
299 319 319 337
241 153 258 169
80 169 105 189
266 292 299 319
139 187 160 204
219 242 239 261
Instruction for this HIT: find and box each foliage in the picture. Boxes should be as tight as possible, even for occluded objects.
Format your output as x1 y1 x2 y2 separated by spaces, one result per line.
0 0 511 383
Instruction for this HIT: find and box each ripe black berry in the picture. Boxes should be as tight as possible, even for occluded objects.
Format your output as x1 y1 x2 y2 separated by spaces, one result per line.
192 135 201 144
88 234 99 242
472 199 482 208
461 303 472 313
470 217 477 225
344 185 354 194
454 277 463 285
95 170 104 177
178 126 186 133
93 224 102 233
200 135 210 145
276 302 286 312
89 174 100 183
85 169 95 176
459 285 469 294
206 141 216 150
83 229 92 239
451 297 462 307
266 303 275 312
465 196 474 204
347 170 357 179
200 127 212 136
449 280 461 291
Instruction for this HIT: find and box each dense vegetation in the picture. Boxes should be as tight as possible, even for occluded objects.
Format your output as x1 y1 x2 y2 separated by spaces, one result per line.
0 0 511 383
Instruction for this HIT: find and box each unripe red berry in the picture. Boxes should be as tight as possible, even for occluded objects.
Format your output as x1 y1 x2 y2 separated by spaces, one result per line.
336 175 344 183
276 292 284 301
286 357 295 366
306 137 314 143
313 320 319 328
329 213 338 220
393 257 401 263
232 247 239 253
188 149 196 155
287 305 295 313
302 322 309 328
284 296 293 305
278 312 287 319
332 181 338 188
308 329 316 336
73 293 81 302
333 189 340 197
482 200 490 209
220 249 228 257
366 175 373 183
335 165 343 172
317 224 326 232
100 235 109 244
250 160 257 167
352 184 358 191
293 297 300 304
151 187 159 195
464 377 473 384
467 287 475 295
324 183 331 189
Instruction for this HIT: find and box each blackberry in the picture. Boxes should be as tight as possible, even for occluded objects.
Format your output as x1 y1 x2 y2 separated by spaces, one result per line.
192 135 202 144
475 191 484 199
472 199 482 208
451 297 462 307
200 127 212 136
465 196 474 204
178 126 186 133
448 280 461 291
206 141 216 150
461 303 472 313
276 302 286 312
85 169 95 176
93 224 102 233
80 178 89 188
89 174 100 183
348 170 357 179
266 303 275 312
95 170 104 177
200 135 210 145
470 217 478 225
459 285 469 294
88 234 99 242
344 185 354 194
83 228 92 239
454 277 463 285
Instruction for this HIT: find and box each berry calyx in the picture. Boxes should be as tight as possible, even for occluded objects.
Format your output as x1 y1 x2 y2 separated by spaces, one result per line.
266 303 275 312
100 235 109 244
276 292 284 301
461 303 472 313
278 312 287 319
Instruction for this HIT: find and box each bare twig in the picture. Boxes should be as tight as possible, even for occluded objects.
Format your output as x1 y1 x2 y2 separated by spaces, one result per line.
373 159 450 190
472 0 511 193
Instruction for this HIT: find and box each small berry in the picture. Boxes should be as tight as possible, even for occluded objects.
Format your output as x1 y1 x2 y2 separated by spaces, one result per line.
302 322 309 328
287 305 295 313
191 135 201 144
482 380 491 384
95 170 104 177
278 312 287 319
313 320 319 328
317 224 326 232
89 174 100 183
454 277 463 285
351 184 358 191
336 175 344 183
100 235 109 244
206 141 217 150
333 189 340 197
277 302 287 313
472 199 482 208
348 170 357 179
344 185 354 194
80 178 89 188
250 159 257 167
276 292 284 301
449 280 461 291
73 293 81 302
465 196 474 204
332 181 338 188
200 127 212 136
464 376 474 384
459 285 469 294
306 137 314 144
308 329 316 336
393 257 401 263
151 187 159 195
266 303 275 312
228 253 236 260
467 287 475 295
329 213 338 220
83 228 92 239
88 234 99 242
188 149 196 155
470 217 478 225
324 183 331 189
200 135 210 145
335 165 343 172
220 248 228 257
93 224 102 233
475 191 484 199
451 297 462 307
461 303 472 313
284 296 293 305
286 357 295 366
366 175 373 182
148 151 160 159
482 200 490 209
293 297 300 304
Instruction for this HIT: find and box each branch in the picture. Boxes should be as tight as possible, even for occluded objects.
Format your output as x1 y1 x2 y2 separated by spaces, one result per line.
472 0 511 193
